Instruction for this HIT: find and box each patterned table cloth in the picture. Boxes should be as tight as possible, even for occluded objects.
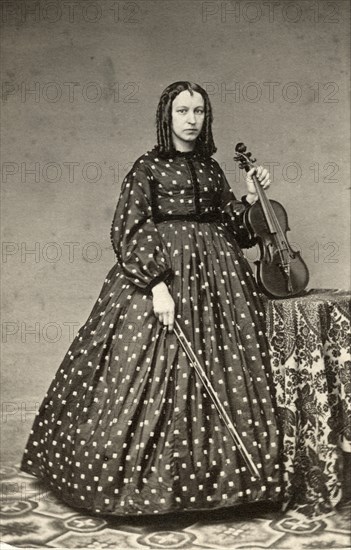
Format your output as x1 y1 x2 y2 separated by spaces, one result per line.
266 289 351 517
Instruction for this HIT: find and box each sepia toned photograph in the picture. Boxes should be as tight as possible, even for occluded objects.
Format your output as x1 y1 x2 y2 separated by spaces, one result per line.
1 1 350 549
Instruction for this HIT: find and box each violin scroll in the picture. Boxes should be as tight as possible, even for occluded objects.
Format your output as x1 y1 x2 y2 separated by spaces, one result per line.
234 142 256 171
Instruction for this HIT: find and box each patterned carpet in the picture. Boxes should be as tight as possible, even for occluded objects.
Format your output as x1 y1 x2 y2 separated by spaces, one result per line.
1 464 350 550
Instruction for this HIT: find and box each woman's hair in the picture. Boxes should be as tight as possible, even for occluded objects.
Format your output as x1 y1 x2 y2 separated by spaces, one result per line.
156 81 217 157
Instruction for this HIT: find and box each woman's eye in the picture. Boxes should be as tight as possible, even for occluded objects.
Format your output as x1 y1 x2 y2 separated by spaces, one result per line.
196 110 204 115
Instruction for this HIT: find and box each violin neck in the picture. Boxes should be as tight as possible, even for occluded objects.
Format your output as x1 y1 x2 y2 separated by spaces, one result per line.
251 172 277 234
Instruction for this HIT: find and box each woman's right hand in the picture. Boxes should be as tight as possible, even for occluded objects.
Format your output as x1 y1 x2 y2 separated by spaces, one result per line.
151 282 175 332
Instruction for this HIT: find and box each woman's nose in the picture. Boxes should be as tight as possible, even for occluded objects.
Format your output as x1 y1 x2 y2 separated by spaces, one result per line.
187 111 196 124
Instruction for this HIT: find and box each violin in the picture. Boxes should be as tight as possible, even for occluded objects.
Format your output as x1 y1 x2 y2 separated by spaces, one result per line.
234 142 310 299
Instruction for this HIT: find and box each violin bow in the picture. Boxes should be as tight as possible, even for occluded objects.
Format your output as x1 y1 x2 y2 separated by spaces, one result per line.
173 320 260 479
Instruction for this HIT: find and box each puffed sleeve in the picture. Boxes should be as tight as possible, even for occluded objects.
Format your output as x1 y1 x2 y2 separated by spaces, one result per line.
110 160 173 292
218 168 257 249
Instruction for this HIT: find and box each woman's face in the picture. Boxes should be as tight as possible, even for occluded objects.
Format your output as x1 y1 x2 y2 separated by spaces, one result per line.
171 90 205 150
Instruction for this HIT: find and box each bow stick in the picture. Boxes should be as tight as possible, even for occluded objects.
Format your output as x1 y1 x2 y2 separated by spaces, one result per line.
173 320 260 479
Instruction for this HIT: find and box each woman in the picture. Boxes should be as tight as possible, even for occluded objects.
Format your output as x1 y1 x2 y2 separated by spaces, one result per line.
20 81 283 516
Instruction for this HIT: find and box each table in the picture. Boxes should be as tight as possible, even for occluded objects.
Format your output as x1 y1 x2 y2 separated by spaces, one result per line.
266 289 351 517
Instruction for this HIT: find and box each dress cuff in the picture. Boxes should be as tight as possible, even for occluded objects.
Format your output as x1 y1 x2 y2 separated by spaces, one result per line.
145 269 174 293
241 194 254 207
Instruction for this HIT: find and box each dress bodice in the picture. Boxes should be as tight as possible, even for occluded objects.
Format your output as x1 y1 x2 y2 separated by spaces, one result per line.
110 147 255 293
137 149 224 221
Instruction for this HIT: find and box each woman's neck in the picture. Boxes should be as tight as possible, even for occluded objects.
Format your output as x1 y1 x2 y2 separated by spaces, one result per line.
172 136 195 153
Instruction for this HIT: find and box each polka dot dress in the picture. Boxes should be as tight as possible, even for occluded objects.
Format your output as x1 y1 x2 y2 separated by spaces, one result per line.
20 148 283 516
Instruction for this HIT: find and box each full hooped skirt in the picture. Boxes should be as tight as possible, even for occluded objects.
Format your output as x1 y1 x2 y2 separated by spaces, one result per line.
20 220 283 516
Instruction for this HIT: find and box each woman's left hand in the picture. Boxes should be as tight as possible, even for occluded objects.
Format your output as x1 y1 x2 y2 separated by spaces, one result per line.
246 165 271 196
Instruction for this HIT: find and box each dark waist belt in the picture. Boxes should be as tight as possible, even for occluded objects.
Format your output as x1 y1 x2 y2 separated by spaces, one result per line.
154 212 222 223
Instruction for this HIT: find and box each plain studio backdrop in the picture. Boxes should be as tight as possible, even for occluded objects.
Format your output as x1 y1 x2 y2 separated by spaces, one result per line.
1 0 350 461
